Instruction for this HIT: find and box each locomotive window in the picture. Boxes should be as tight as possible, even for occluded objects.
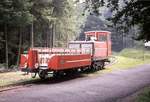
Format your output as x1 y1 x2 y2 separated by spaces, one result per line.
81 44 93 54
23 51 28 54
38 52 49 54
86 36 91 41
86 35 96 41
68 43 80 49
98 35 107 42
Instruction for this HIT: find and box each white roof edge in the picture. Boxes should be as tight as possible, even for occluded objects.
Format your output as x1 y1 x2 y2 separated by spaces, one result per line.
69 41 94 43
84 30 111 34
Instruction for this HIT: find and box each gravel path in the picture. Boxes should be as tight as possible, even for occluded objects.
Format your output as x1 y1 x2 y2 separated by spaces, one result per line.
0 64 150 102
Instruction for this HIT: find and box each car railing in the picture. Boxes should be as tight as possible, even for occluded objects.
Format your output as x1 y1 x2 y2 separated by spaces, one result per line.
30 47 92 55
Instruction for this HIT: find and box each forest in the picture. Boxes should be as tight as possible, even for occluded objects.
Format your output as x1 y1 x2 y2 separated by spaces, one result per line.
0 0 150 69
0 0 86 68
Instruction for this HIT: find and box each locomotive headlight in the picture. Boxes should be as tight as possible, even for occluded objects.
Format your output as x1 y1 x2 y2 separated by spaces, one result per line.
34 63 39 69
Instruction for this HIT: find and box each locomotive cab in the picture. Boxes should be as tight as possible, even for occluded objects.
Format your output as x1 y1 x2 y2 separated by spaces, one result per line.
68 31 111 70
69 31 111 61
85 31 110 42
85 31 111 60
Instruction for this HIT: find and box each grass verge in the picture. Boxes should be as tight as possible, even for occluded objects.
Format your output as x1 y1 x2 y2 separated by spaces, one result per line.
91 48 150 75
136 87 150 102
0 72 39 88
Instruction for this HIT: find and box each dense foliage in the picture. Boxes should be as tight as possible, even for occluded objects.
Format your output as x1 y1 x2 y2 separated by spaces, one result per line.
85 0 150 41
0 0 81 68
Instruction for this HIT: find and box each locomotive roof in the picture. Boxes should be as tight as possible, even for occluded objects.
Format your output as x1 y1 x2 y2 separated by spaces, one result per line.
84 30 111 34
69 41 94 43
69 41 103 43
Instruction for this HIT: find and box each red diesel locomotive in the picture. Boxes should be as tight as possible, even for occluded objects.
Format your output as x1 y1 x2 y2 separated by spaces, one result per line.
20 31 111 79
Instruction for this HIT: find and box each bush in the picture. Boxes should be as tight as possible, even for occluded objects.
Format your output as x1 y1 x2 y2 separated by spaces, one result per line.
0 63 5 69
118 48 150 60
137 87 150 102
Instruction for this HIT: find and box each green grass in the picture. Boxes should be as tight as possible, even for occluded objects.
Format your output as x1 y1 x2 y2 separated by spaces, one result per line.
93 48 150 75
118 48 150 60
136 87 150 102
0 72 38 88
111 48 150 68
108 56 148 69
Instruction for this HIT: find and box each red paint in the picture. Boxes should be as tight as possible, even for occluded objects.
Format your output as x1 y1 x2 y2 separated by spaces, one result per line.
28 50 38 69
20 54 28 68
48 54 91 70
85 31 111 59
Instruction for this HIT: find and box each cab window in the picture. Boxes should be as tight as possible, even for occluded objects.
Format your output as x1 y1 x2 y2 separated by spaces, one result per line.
86 35 97 41
98 35 107 42
68 43 80 49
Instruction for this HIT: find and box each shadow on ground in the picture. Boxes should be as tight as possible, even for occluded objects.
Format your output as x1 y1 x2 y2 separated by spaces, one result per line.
13 69 105 87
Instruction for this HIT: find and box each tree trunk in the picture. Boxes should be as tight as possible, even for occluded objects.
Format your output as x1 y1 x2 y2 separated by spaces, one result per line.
4 24 8 69
53 21 56 47
17 27 22 68
31 22 34 48
51 22 53 48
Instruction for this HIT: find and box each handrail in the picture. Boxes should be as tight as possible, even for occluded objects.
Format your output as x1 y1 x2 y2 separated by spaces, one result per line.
30 47 92 55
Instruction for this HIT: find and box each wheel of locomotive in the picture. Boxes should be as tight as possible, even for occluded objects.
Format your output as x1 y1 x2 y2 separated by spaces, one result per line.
100 61 105 70
64 69 74 76
102 61 105 69
31 72 37 78
92 61 105 71
53 71 58 78
80 67 88 72
53 71 64 78
38 70 47 79
92 62 99 71
85 66 90 72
